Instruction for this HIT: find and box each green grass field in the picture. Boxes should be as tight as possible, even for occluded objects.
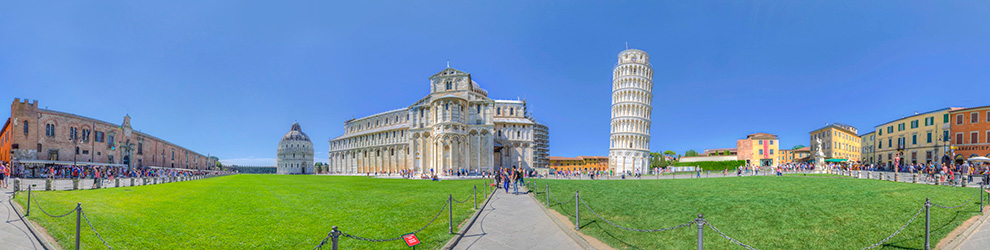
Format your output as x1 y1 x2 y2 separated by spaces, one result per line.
14 175 487 249
530 176 983 249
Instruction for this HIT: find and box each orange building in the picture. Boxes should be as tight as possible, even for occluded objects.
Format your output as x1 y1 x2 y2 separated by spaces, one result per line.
548 156 608 171
949 105 990 163
777 149 793 164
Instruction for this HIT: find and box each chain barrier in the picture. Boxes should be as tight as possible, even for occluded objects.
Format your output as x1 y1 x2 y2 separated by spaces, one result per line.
932 188 980 209
338 199 449 242
580 197 694 232
705 220 761 250
81 210 114 249
34 199 77 218
548 190 574 206
860 205 925 250
452 195 472 204
312 232 332 250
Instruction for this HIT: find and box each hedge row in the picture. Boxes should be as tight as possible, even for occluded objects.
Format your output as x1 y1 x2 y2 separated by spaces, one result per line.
671 160 746 171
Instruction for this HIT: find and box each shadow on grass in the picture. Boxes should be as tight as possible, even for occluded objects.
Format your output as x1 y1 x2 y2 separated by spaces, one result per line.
579 220 642 249
877 209 974 250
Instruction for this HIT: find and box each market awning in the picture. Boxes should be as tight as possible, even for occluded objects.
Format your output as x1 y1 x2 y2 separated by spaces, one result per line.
825 159 848 162
14 160 127 167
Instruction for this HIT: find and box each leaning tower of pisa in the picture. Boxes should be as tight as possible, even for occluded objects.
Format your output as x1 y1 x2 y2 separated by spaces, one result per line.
609 49 653 174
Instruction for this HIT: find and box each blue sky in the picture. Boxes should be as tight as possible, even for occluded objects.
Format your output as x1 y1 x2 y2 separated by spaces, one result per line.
2 1 989 165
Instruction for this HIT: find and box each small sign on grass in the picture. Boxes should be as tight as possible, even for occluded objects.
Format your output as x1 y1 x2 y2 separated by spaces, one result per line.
402 233 420 247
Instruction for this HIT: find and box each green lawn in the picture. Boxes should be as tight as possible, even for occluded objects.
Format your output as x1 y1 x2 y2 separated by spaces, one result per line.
14 175 488 249
529 176 983 249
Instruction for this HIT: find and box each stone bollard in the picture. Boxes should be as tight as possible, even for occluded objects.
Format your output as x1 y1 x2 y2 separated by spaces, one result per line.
895 174 899 182
46 179 52 191
913 173 918 183
116 178 120 188
131 178 135 186
961 176 967 187
154 178 158 184
935 174 941 185
867 172 872 179
13 179 20 192
880 174 885 181
95 179 101 189
73 179 79 190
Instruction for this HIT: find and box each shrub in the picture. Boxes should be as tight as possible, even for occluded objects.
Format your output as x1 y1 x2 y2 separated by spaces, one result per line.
671 160 746 171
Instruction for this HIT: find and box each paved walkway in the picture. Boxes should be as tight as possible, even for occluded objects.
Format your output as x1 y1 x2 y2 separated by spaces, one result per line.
957 217 990 250
0 186 45 250
453 186 583 250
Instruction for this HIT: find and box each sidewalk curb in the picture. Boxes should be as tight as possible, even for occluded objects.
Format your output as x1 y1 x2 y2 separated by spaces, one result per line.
7 193 58 250
943 205 990 250
525 186 598 250
442 186 497 250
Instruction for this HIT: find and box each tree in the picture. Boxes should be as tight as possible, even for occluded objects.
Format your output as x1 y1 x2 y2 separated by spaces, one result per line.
663 150 676 157
792 145 806 150
649 152 663 169
685 149 699 157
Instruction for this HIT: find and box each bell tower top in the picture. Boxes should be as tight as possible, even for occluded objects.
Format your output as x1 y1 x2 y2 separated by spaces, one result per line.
122 114 132 128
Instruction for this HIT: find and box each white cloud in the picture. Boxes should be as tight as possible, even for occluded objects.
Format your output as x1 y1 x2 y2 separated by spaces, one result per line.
220 157 277 166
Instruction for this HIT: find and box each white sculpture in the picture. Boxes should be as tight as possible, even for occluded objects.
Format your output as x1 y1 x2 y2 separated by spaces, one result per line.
814 138 826 173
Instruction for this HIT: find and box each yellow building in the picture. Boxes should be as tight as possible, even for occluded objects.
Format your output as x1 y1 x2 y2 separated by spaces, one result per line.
736 133 779 166
809 123 861 163
777 149 793 164
872 108 960 167
860 131 876 164
548 156 608 171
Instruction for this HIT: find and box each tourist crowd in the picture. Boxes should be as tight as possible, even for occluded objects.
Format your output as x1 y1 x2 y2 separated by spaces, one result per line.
0 161 227 180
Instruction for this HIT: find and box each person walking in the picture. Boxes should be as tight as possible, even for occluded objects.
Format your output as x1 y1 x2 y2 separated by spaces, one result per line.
92 167 102 189
502 169 510 194
0 161 7 189
494 169 502 189
511 166 521 194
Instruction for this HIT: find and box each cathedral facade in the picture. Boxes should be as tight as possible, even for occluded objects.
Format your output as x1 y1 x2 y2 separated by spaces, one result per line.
328 67 549 176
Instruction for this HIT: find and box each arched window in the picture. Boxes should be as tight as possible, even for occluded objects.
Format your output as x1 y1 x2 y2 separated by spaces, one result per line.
510 108 514 115
23 121 28 135
446 80 452 90
497 107 501 115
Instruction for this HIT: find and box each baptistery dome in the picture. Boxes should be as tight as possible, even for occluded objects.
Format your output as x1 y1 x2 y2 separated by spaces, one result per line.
277 122 314 174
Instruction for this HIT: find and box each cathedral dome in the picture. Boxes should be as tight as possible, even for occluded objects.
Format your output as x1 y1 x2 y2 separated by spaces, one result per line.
281 122 311 142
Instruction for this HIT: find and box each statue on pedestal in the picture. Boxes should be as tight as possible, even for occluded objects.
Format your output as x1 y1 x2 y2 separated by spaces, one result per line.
814 138 826 173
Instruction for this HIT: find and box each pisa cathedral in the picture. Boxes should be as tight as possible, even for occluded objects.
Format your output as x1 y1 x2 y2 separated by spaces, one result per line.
328 67 550 176
609 49 654 174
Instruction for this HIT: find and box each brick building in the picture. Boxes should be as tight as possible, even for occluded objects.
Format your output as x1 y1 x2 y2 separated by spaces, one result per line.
0 99 217 175
949 105 990 164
